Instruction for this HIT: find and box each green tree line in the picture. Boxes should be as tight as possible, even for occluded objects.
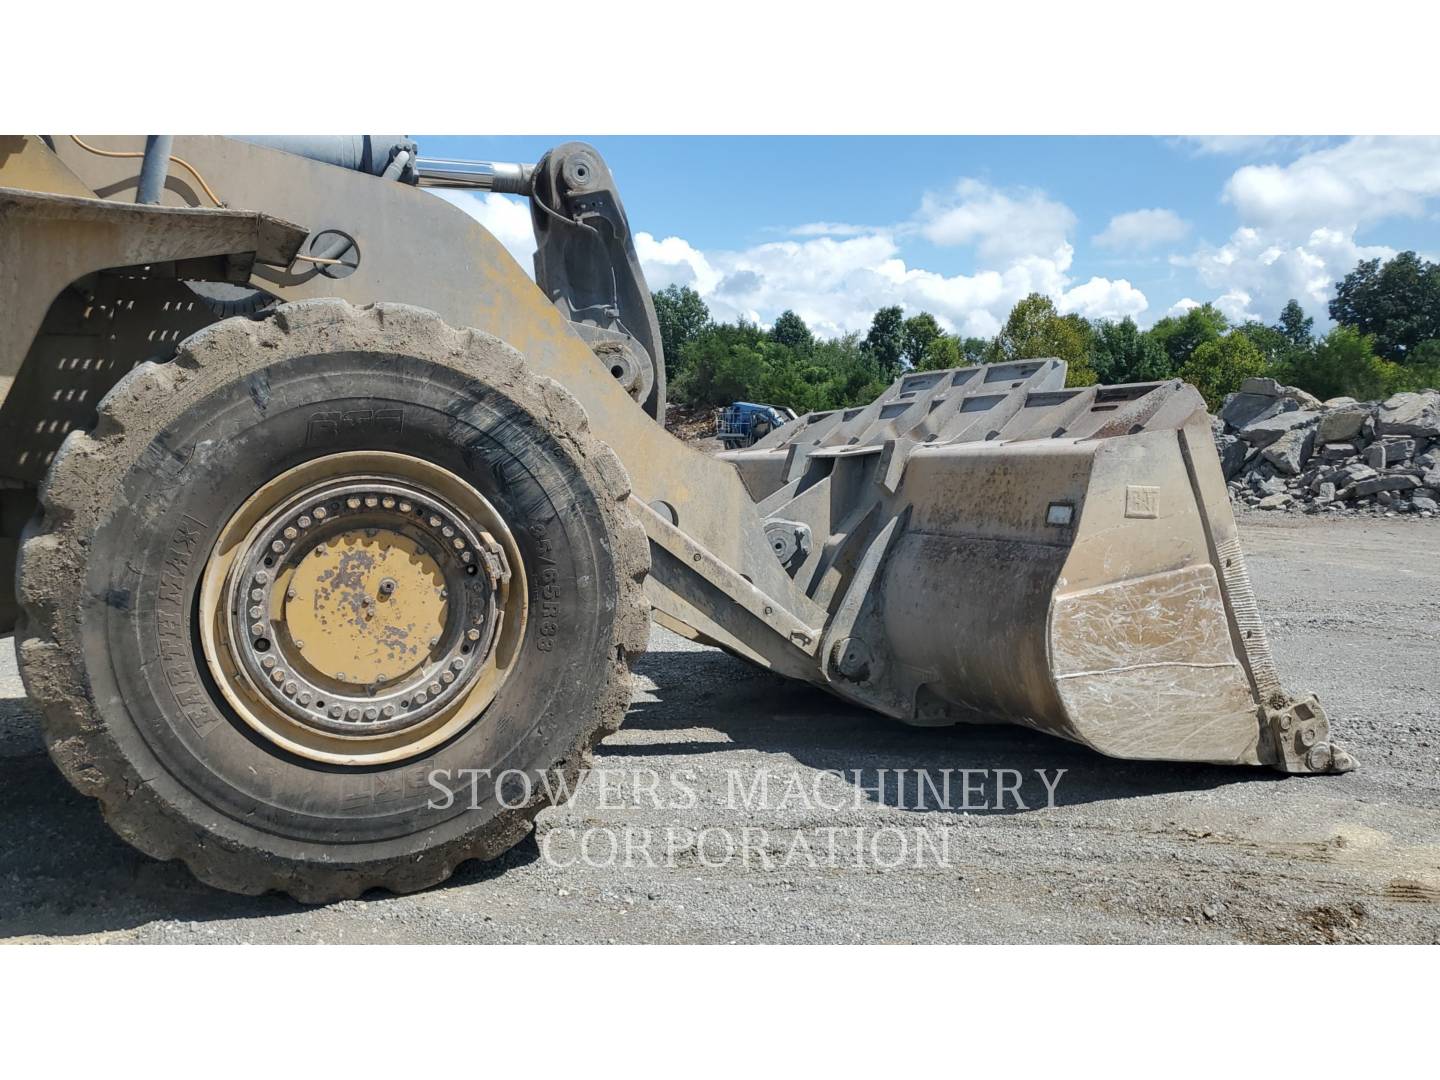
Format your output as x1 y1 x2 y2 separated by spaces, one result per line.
652 250 1440 415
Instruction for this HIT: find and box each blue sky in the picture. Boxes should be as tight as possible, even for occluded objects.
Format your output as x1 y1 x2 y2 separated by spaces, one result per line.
421 135 1440 340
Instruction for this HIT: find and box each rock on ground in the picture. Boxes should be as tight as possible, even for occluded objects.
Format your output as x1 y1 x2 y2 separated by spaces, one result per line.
1214 379 1440 519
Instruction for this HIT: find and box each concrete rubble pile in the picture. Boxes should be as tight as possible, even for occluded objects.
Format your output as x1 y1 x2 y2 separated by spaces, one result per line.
1211 379 1440 517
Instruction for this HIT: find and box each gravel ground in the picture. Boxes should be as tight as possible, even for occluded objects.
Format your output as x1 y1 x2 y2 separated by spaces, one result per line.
2 511 1437 943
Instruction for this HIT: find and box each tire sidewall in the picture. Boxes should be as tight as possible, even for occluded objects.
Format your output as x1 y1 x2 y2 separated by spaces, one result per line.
84 348 620 860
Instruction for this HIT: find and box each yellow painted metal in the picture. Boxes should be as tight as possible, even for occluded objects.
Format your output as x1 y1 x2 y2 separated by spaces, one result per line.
38 136 816 638
284 528 448 686
199 451 526 766
0 136 94 199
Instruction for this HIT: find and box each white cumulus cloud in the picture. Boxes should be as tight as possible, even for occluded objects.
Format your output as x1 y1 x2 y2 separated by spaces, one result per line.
916 178 1077 265
1093 208 1190 252
634 224 1145 339
1224 137 1440 230
1059 277 1150 321
431 177 1149 341
1172 224 1393 325
1159 137 1440 326
634 232 725 295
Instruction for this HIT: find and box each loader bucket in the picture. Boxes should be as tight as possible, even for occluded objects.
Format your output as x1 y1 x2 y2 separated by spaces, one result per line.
719 361 1351 775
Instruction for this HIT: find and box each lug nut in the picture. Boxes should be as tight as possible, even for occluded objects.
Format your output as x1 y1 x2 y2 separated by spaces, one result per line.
379 578 397 596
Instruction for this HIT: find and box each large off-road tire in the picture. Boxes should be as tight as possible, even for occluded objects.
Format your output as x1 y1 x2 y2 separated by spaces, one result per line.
16 300 650 901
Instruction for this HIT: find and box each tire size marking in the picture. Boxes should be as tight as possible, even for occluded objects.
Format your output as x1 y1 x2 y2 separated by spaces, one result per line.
153 514 221 737
304 408 405 446
339 764 433 810
530 522 562 652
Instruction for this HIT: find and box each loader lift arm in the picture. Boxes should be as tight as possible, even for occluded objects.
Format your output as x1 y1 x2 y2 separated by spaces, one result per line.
416 144 667 421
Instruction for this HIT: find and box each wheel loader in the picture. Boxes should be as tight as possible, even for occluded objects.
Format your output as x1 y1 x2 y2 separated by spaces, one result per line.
0 134 1351 901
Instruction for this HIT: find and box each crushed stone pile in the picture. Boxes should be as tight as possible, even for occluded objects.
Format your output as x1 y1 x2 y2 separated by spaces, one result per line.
1212 379 1440 517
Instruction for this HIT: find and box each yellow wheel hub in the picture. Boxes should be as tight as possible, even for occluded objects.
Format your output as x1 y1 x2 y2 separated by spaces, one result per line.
285 528 449 687
199 452 528 766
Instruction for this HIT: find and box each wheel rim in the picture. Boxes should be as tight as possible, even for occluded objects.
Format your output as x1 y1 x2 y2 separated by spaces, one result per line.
199 452 528 765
